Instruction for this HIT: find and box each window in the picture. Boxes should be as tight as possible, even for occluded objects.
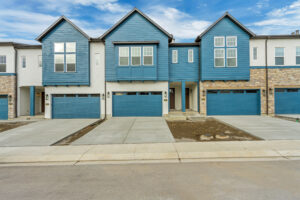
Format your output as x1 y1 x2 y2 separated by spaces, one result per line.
275 47 284 65
226 36 237 47
227 48 237 67
66 42 76 53
253 47 258 60
296 47 300 65
21 56 26 68
172 50 178 63
66 54 76 72
143 46 153 65
38 55 42 67
54 43 64 53
95 53 101 66
131 47 141 66
214 36 225 47
119 47 129 66
214 49 225 67
188 49 194 63
0 55 6 72
54 54 64 72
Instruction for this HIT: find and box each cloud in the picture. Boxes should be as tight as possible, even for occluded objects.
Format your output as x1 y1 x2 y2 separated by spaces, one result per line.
145 6 211 41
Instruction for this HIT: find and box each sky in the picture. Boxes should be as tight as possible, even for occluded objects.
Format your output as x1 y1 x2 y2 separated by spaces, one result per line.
0 0 300 44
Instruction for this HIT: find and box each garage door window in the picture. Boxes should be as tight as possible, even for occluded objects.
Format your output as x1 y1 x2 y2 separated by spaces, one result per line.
287 89 298 92
0 55 6 72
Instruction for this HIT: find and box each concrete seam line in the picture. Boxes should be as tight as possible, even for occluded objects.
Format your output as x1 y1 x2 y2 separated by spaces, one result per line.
122 118 136 143
273 149 291 160
172 143 181 162
74 146 95 165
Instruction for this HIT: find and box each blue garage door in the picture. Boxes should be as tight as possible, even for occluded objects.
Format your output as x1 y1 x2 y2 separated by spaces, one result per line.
52 94 100 119
113 92 162 117
275 88 300 114
207 90 260 115
0 95 8 120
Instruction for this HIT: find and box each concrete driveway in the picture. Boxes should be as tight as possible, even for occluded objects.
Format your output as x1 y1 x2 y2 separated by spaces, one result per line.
214 116 300 140
73 117 175 145
0 119 98 147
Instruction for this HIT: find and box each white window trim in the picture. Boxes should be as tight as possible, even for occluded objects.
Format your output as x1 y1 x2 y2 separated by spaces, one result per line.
188 49 194 63
172 50 178 63
214 36 225 47
227 48 237 67
275 47 284 66
253 47 258 60
131 46 141 66
214 48 225 67
143 46 153 66
66 54 76 72
226 36 237 47
54 54 64 72
119 47 129 66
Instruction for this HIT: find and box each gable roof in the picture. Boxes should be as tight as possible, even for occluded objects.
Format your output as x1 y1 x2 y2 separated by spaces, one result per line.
36 16 90 42
99 8 173 41
195 12 255 42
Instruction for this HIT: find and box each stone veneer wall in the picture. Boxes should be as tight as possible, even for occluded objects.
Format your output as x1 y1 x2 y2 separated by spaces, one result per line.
200 68 300 116
0 76 16 118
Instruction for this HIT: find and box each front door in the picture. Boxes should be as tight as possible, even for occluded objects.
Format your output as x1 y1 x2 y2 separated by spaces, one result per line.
185 88 190 109
170 88 175 109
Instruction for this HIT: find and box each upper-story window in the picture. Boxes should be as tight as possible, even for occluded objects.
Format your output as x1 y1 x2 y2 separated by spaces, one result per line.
119 47 129 66
296 47 300 65
275 47 284 65
188 49 194 63
214 49 225 67
143 46 153 65
172 50 178 63
227 48 237 67
38 55 42 67
54 42 76 72
21 56 26 68
131 47 141 66
0 55 6 72
253 47 258 60
226 36 237 47
214 36 225 47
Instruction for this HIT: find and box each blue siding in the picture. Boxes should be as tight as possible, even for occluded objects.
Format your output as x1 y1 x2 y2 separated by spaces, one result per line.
105 12 169 81
42 20 90 86
207 90 260 115
30 86 35 116
0 95 8 120
112 93 162 116
201 17 250 81
169 47 199 81
52 95 100 119
275 88 300 114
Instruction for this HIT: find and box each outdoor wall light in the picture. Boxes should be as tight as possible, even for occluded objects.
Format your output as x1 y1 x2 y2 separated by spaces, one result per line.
101 93 105 100
269 88 273 95
202 90 206 96
107 91 110 98
262 89 266 96
45 94 49 101
8 95 12 102
164 91 167 98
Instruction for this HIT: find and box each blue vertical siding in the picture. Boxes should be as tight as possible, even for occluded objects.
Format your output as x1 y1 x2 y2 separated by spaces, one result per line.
104 12 169 81
181 81 186 112
169 47 199 81
42 20 90 86
201 17 250 81
275 88 300 114
30 86 35 116
0 95 8 120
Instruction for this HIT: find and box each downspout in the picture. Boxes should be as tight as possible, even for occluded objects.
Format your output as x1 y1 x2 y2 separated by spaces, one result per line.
198 42 201 113
104 41 107 120
265 38 269 115
14 46 18 118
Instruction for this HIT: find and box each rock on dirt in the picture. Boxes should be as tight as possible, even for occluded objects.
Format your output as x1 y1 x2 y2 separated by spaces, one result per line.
199 134 214 141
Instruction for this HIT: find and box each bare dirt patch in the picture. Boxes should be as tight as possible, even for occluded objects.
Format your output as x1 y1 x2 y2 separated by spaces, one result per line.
167 118 261 142
0 122 32 133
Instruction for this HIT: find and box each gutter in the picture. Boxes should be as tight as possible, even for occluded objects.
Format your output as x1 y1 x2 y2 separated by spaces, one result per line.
13 46 18 118
265 38 269 115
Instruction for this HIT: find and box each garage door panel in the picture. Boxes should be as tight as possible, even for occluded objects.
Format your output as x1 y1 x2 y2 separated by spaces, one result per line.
113 92 162 117
275 88 300 114
52 95 100 119
0 95 8 120
207 90 260 115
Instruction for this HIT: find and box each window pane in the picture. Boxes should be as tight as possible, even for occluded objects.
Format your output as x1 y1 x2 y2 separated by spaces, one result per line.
143 47 153 65
119 47 129 66
143 47 153 56
54 43 64 52
275 57 284 65
215 49 224 58
227 58 237 67
55 54 64 72
120 57 129 66
22 56 26 68
227 37 237 47
188 49 193 62
131 47 141 66
253 47 257 60
227 49 236 57
0 64 6 72
297 47 300 56
144 56 152 65
215 58 224 67
0 55 6 64
38 55 42 67
275 47 284 57
214 37 224 47
296 56 300 65
66 42 76 52
132 57 140 65
66 54 76 72
172 50 178 63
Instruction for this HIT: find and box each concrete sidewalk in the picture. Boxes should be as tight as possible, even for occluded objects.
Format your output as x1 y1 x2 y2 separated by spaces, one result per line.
0 140 300 165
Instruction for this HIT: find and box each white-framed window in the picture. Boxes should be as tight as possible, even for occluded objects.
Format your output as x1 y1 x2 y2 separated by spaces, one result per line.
275 47 284 65
66 54 76 72
54 54 64 72
227 48 237 67
54 43 64 53
296 47 300 65
131 47 141 66
214 48 225 67
172 50 178 63
0 55 6 72
21 56 26 68
214 36 225 47
188 49 193 63
38 55 42 67
226 36 237 47
253 47 258 60
119 47 129 66
143 46 153 65
66 42 76 53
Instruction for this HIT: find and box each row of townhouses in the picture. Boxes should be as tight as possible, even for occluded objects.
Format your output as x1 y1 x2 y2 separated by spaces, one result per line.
1 8 300 120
